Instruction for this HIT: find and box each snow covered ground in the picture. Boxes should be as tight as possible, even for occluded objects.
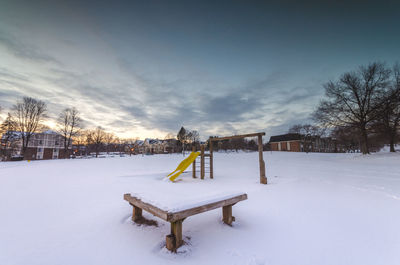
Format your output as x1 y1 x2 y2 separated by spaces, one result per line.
1 151 399 265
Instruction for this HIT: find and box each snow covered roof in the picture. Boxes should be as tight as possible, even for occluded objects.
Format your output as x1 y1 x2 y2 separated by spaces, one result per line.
42 130 59 135
1 130 62 141
135 140 144 145
144 138 162 145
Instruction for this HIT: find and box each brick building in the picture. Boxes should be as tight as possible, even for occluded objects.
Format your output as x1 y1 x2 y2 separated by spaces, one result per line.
269 134 302 152
269 133 336 153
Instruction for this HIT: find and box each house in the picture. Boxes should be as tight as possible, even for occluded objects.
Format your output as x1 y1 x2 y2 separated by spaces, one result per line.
132 140 144 154
137 138 178 154
143 139 168 154
269 133 336 153
163 138 178 153
2 130 71 160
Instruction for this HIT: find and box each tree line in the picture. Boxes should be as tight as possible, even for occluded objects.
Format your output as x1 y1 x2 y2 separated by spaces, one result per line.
0 97 140 159
176 126 267 152
294 62 399 154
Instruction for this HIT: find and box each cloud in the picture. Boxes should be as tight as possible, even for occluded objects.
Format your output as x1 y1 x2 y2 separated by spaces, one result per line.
0 31 61 65
202 93 259 122
0 56 323 139
0 67 30 82
0 26 324 140
46 65 322 139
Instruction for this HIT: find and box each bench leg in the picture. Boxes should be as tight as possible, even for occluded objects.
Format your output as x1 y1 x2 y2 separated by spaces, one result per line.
166 219 183 252
131 204 143 222
222 205 235 226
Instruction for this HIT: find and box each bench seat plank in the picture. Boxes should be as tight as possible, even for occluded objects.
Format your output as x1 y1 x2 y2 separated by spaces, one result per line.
124 194 169 221
167 193 247 222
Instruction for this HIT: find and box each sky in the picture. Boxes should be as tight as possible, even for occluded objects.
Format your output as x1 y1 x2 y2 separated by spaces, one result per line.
0 0 399 140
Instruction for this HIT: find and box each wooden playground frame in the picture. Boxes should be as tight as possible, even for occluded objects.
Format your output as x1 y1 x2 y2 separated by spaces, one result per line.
192 132 267 184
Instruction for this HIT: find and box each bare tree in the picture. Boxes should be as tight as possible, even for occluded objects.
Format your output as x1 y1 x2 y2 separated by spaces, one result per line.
374 64 400 152
11 97 47 157
330 126 359 153
313 62 390 154
231 138 246 152
57 107 82 158
113 137 125 155
177 127 201 154
86 127 106 157
289 124 324 135
288 124 325 153
72 132 86 156
189 130 200 146
164 133 176 140
0 113 17 159
104 132 116 154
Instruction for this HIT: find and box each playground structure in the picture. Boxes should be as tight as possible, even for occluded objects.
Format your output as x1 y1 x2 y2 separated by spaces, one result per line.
166 151 200 181
191 132 268 184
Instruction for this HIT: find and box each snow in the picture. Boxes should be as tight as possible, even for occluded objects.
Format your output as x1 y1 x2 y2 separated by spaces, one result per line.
129 191 246 213
1 151 400 265
42 130 59 135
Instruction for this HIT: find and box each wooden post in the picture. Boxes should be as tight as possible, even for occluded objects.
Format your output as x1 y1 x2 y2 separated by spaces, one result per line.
166 234 175 252
200 145 205 179
222 205 235 225
209 140 213 179
258 135 267 184
131 204 143 222
192 146 196 178
166 219 183 251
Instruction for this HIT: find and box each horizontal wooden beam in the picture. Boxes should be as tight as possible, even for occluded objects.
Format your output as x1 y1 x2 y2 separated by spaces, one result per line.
167 193 247 222
209 132 265 141
124 194 169 221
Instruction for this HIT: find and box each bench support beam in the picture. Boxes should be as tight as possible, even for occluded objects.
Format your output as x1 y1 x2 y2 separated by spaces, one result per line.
222 204 235 225
166 219 184 252
130 204 143 222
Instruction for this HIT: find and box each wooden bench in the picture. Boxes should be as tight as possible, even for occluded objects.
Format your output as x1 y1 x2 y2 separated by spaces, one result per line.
123 193 247 252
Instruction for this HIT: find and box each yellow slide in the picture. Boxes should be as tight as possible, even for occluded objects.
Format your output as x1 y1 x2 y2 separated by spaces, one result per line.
167 152 200 181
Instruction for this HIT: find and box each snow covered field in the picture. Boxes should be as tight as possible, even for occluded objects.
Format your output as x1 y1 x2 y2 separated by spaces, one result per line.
1 151 400 265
